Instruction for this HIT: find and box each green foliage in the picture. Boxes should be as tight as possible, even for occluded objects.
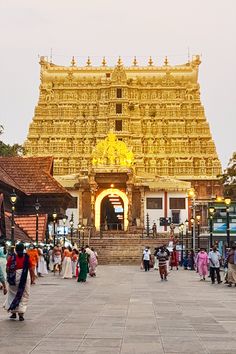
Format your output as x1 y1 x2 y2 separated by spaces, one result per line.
220 152 236 198
0 126 25 156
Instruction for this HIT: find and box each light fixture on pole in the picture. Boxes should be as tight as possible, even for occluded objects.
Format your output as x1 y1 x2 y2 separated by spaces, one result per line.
78 223 81 247
178 223 184 265
185 219 189 251
62 215 67 245
69 213 74 244
208 206 215 250
188 188 196 250
190 217 195 249
34 198 40 245
196 215 201 249
82 225 85 246
10 190 17 246
52 211 57 246
225 197 231 247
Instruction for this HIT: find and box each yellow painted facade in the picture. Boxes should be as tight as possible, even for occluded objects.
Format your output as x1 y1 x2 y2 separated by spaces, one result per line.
25 55 221 181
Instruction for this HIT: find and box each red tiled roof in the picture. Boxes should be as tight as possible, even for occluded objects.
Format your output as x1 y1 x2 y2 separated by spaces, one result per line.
0 156 69 195
5 214 33 243
14 214 48 242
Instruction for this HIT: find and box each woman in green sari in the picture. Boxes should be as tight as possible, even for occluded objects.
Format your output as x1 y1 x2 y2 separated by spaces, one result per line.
77 248 88 282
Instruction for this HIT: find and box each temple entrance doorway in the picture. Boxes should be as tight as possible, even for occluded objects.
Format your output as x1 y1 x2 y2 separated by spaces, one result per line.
95 188 128 231
100 194 124 230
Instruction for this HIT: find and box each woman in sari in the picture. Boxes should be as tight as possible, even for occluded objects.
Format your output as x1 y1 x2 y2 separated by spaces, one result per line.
77 248 88 282
86 246 98 277
196 248 208 280
4 243 33 321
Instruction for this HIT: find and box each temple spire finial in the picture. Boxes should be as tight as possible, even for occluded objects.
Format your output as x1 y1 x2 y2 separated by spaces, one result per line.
86 56 91 66
133 56 138 66
71 56 76 67
164 56 169 65
148 56 153 66
117 56 122 66
102 56 107 66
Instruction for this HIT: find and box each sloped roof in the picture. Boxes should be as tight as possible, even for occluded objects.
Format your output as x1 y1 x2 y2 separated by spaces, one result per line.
0 156 69 195
5 214 32 242
14 214 48 242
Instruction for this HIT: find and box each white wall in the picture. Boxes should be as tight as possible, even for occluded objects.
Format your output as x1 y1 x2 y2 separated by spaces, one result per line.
144 191 188 233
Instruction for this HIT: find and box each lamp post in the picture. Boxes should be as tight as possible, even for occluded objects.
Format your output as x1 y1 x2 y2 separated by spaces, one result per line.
78 223 81 248
34 198 40 246
179 223 184 265
225 197 231 247
69 213 74 244
190 217 195 249
82 225 85 247
188 189 196 250
196 215 201 249
185 219 189 252
62 215 67 246
52 211 57 246
208 206 215 250
10 190 17 246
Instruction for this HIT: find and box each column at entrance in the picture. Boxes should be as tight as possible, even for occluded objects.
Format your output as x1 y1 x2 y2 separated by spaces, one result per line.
140 187 145 228
78 189 84 225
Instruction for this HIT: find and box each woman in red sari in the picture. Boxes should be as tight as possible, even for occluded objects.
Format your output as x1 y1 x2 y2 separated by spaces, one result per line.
4 243 33 321
170 246 179 270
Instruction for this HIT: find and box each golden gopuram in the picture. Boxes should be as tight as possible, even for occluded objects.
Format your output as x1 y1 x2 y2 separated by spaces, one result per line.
25 55 222 247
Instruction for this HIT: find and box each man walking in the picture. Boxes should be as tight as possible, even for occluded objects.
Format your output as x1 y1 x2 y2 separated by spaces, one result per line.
208 246 222 284
157 246 169 281
142 247 151 272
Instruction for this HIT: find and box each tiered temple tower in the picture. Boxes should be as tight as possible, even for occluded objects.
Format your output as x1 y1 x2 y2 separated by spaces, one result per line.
25 55 222 200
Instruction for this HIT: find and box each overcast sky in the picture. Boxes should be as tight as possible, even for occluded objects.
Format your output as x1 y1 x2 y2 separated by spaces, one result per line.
0 0 235 168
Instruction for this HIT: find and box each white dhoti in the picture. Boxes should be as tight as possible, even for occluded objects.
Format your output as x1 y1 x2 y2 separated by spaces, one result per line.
37 256 48 275
4 269 31 314
62 257 72 279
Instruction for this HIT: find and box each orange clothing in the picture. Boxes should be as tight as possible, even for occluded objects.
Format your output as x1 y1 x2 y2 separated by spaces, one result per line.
27 249 39 267
63 249 72 258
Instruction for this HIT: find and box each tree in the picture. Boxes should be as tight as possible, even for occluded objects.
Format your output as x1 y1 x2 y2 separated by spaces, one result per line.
0 126 25 156
221 152 236 199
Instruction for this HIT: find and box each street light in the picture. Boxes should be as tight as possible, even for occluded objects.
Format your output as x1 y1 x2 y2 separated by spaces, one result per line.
34 198 40 245
52 211 57 246
10 190 17 246
188 188 196 250
208 206 215 250
62 215 67 245
185 219 189 251
78 223 81 247
69 213 74 244
225 197 231 247
196 215 201 249
190 217 195 249
82 225 85 246
179 223 184 265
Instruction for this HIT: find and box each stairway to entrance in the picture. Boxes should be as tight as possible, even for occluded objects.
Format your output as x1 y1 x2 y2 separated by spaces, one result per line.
89 232 170 264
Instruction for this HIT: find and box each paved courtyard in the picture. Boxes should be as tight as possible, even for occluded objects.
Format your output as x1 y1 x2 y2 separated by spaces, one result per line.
0 266 236 354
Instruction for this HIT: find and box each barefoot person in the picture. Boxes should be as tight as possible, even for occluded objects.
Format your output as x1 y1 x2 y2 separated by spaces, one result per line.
4 243 33 321
157 246 169 281
0 263 7 295
52 244 62 275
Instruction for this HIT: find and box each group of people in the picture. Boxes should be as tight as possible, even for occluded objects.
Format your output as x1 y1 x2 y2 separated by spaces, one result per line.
142 243 236 287
0 242 98 321
195 245 236 286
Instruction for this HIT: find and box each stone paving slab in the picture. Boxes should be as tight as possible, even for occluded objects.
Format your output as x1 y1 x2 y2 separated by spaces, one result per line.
1 266 236 353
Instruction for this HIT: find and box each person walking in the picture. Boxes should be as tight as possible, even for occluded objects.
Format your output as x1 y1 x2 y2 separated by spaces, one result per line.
170 246 179 270
0 263 7 295
61 247 73 279
226 244 236 287
52 244 62 275
37 247 48 277
208 246 222 284
157 246 169 281
196 248 208 281
77 248 88 282
85 246 98 277
142 247 151 272
4 243 33 321
27 244 39 284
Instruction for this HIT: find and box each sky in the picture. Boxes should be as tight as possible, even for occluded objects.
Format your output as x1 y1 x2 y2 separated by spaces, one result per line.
0 0 235 168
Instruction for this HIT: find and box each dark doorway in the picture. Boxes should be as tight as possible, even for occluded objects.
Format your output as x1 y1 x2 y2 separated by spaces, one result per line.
100 194 124 231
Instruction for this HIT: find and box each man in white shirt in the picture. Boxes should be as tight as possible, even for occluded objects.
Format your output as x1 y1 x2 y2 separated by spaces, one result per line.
208 246 222 284
143 247 151 272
